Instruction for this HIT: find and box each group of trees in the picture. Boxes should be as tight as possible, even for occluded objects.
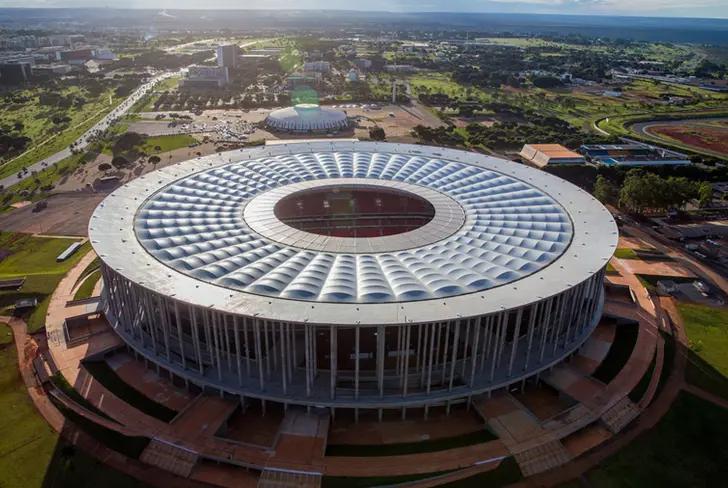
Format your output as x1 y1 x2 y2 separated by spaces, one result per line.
593 170 713 214
464 117 608 150
411 125 466 147
0 128 31 159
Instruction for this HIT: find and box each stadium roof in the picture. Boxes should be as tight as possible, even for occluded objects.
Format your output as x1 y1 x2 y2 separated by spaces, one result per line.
90 142 617 326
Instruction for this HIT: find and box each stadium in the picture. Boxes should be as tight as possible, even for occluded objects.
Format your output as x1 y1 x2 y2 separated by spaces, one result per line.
89 141 617 415
264 103 349 133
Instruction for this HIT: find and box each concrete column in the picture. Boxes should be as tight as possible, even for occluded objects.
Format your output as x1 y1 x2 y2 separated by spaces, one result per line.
448 320 460 391
426 323 436 394
159 297 171 360
480 315 493 373
440 322 451 385
233 316 242 386
280 323 287 394
538 297 554 363
402 324 411 397
190 307 204 374
263 320 271 376
354 326 360 400
212 313 223 381
507 308 523 376
523 301 540 370
469 317 482 386
242 317 251 377
460 319 471 377
254 319 264 390
174 301 186 370
304 323 311 397
330 325 337 400
377 325 385 397
490 312 505 381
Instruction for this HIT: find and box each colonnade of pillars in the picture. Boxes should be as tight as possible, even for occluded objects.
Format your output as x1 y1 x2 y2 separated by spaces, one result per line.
101 265 605 406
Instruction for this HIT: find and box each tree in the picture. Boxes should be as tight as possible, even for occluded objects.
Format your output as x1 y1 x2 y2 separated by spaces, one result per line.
698 181 713 208
593 175 618 204
619 170 698 214
369 126 385 141
111 156 130 169
112 132 145 155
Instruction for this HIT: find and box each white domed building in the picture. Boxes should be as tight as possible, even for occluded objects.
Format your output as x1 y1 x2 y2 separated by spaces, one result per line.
265 103 349 133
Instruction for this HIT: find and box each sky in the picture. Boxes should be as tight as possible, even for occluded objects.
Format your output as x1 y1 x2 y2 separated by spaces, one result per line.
1 0 727 19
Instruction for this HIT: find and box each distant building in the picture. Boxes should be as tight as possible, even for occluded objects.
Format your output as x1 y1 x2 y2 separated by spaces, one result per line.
0 54 35 66
32 64 72 76
217 44 239 69
303 61 331 73
265 104 349 133
58 48 95 64
183 65 229 89
346 68 360 82
94 48 117 61
0 62 32 84
519 144 586 168
384 64 416 73
353 58 372 70
579 143 691 167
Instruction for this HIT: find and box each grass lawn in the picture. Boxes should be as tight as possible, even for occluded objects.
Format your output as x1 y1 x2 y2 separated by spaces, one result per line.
613 248 639 259
73 270 101 301
0 324 59 487
279 45 302 72
0 233 92 332
0 321 11 346
678 302 728 378
592 322 639 384
74 257 101 288
584 392 728 487
141 134 197 155
679 301 728 399
83 361 178 423
0 318 147 488
0 234 88 276
0 273 63 332
326 429 498 457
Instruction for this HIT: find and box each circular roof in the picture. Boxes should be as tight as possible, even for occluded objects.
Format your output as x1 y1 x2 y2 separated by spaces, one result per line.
265 104 348 132
90 142 617 325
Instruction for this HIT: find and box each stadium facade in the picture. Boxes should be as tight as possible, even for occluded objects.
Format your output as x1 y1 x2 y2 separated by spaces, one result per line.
90 142 617 414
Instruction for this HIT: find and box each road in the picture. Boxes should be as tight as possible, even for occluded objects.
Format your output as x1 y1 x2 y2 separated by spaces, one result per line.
1 38 270 192
0 70 178 191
